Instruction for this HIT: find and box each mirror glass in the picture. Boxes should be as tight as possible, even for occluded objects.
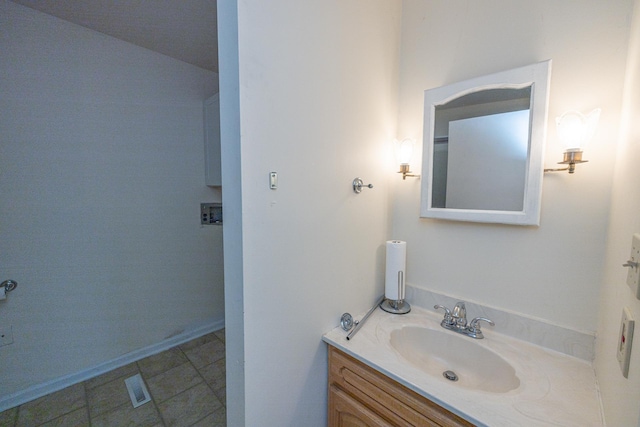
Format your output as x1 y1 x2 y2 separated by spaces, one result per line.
420 61 551 225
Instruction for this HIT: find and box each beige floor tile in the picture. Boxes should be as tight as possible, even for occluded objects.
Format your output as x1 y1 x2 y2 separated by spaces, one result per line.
40 408 89 427
179 332 217 352
213 387 226 407
84 363 139 390
4 332 227 427
158 383 222 427
215 357 225 375
183 339 225 368
0 407 17 426
90 402 162 427
138 347 188 378
198 360 225 391
146 362 203 403
16 383 85 427
191 406 226 427
213 328 225 343
86 376 131 417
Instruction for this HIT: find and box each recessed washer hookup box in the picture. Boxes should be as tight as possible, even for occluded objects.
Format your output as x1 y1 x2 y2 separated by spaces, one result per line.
201 202 222 225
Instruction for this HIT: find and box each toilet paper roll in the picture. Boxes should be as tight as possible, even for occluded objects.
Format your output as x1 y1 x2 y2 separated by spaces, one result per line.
385 240 406 301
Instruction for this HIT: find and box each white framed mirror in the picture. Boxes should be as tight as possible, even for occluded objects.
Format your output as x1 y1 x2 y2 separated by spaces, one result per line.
420 60 552 226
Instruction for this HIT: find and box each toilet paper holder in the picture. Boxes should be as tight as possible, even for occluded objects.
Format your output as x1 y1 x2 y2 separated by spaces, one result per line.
380 278 411 315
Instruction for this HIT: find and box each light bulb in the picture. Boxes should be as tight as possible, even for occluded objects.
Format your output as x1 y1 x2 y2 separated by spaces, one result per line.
395 138 415 165
556 109 601 152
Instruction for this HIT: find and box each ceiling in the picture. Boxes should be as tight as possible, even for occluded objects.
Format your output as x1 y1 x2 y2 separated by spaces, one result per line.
10 0 218 73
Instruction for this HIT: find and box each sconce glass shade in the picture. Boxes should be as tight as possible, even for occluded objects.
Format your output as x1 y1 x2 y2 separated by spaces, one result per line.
395 138 415 165
545 108 600 174
555 108 601 152
394 138 420 180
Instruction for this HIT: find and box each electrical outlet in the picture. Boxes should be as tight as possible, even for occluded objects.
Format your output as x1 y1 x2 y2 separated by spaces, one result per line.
0 325 13 347
617 308 635 378
626 234 640 299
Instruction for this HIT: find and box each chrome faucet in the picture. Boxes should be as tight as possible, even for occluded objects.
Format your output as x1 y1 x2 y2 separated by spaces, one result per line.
451 302 467 328
434 302 495 339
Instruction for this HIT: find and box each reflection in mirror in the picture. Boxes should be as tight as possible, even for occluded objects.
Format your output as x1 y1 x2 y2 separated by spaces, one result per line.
421 61 551 225
432 87 531 210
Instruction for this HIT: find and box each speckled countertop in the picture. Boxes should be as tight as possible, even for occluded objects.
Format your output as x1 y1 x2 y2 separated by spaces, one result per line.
322 305 603 427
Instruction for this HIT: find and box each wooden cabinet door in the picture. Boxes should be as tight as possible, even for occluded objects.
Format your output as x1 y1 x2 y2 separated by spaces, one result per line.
328 346 474 427
329 385 391 427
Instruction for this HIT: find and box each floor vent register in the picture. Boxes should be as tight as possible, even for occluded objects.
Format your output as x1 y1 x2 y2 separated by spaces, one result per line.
124 374 152 408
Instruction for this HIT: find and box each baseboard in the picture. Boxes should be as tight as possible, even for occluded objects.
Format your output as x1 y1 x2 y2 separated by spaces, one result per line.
0 316 225 412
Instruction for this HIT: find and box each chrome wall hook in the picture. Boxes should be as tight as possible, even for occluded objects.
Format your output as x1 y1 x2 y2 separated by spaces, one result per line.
1 280 17 294
352 177 373 194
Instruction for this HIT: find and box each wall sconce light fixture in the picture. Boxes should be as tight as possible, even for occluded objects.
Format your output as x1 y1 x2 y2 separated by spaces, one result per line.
395 138 420 180
545 108 601 174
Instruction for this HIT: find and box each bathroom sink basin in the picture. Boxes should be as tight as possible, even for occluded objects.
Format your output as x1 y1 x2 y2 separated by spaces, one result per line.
390 326 520 393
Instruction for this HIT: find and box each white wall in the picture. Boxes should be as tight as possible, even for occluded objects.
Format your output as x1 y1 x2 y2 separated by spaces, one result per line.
226 1 401 425
223 0 637 425
394 0 633 333
217 1 245 425
0 1 223 401
596 0 640 425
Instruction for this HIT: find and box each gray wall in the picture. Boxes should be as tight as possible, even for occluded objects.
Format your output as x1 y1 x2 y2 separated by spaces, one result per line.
0 0 224 402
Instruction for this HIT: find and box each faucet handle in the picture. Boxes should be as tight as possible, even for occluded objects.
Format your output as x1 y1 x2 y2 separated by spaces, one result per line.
468 317 495 339
434 304 451 315
434 305 455 326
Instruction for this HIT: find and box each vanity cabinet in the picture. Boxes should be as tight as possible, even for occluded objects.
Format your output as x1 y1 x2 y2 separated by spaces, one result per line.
328 346 473 427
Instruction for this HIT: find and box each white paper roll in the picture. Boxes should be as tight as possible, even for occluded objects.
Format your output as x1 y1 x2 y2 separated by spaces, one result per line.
385 240 406 301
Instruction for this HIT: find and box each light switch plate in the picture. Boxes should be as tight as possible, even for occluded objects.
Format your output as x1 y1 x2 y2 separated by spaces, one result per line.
617 307 634 378
626 234 640 299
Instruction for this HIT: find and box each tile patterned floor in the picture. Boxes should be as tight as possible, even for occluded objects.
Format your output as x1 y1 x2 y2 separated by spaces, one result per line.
0 329 226 427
